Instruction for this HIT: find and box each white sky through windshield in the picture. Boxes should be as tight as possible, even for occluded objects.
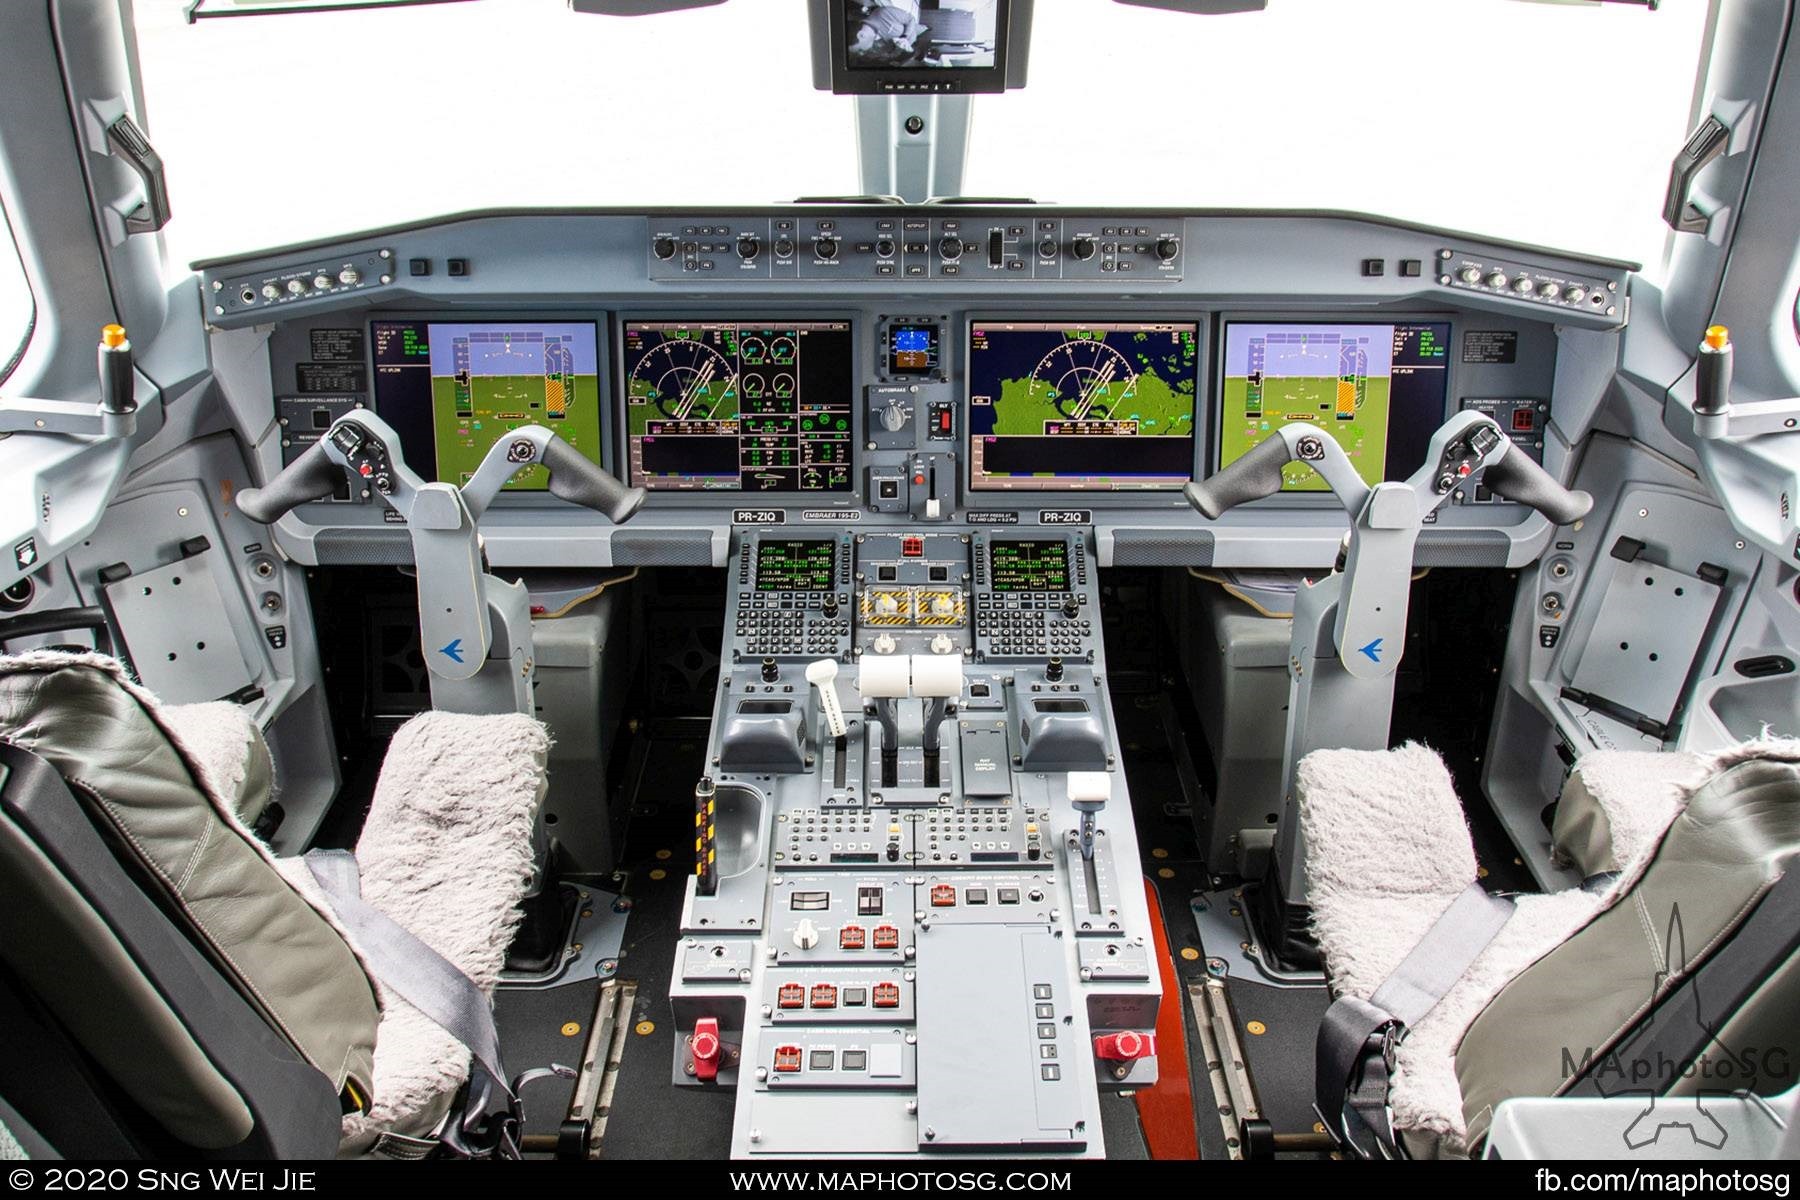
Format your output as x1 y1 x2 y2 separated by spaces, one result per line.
133 0 1710 274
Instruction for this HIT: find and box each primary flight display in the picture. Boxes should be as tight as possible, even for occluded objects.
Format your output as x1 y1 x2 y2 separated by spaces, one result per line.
370 320 604 489
1217 321 1452 491
967 321 1199 491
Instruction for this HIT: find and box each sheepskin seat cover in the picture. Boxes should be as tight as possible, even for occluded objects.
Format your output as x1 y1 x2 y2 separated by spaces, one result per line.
280 710 549 1152
157 700 275 825
1551 749 1709 876
1297 743 1605 1156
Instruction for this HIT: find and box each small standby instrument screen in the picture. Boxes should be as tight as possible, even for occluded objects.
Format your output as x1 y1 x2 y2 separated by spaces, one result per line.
1218 321 1452 491
887 323 939 375
988 541 1070 592
756 540 836 591
967 322 1200 490
622 321 855 492
370 320 605 489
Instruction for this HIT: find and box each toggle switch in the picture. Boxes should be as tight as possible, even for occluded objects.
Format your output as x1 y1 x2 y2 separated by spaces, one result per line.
690 1018 723 1081
1094 1030 1156 1061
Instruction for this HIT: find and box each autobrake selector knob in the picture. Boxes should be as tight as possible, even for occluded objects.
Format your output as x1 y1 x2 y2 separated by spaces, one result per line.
1071 236 1096 261
881 401 908 432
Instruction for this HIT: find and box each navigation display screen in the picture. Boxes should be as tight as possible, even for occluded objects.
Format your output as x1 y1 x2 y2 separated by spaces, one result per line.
370 320 603 490
622 321 854 492
756 540 836 591
1218 322 1452 491
988 541 1069 592
967 321 1200 491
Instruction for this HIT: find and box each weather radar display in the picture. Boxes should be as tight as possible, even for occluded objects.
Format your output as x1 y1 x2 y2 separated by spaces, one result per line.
967 322 1199 490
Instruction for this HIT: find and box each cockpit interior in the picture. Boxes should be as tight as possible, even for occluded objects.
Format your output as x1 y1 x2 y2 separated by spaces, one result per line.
0 0 1796 1173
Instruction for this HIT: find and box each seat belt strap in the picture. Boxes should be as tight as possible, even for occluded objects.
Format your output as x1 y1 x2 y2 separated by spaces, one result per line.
1316 881 1515 1156
304 850 511 1102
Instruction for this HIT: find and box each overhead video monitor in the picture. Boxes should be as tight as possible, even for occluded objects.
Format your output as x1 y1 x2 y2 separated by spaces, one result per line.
1218 321 1452 492
967 321 1200 491
369 319 604 490
621 321 855 492
811 0 1031 95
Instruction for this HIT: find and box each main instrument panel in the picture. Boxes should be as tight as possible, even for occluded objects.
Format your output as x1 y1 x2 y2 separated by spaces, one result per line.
220 206 1626 571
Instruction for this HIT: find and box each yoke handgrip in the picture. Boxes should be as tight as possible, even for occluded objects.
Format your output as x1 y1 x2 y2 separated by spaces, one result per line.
238 441 340 524
1185 435 1290 519
1483 449 1594 526
541 437 646 524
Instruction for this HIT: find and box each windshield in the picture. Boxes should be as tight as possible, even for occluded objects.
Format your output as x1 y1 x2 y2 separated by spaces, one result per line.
133 0 1712 272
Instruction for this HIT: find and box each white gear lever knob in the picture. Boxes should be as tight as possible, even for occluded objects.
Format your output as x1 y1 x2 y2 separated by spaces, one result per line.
805 658 848 739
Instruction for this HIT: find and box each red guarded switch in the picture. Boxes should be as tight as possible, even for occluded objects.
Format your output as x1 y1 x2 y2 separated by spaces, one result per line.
690 1018 723 1082
1093 1030 1157 1061
773 1045 803 1073
902 535 924 557
777 983 805 1009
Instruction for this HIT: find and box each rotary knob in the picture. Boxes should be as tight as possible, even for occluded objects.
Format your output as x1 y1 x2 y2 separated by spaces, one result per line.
814 238 838 260
737 235 760 260
773 237 795 258
1155 237 1180 261
792 919 820 951
1459 266 1483 285
1562 284 1587 304
285 278 307 295
653 236 677 260
881 401 908 432
261 283 280 300
938 235 962 260
872 633 897 655
1486 271 1509 289
930 634 954 655
312 274 333 291
1071 236 1096 261
1513 276 1537 295
338 267 361 286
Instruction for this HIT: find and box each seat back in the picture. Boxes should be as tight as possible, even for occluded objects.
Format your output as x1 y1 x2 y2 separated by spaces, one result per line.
1457 748 1800 1143
0 653 379 1151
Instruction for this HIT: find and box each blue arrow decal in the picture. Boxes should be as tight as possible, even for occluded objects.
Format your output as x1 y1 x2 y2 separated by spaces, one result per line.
1358 637 1384 664
439 638 465 665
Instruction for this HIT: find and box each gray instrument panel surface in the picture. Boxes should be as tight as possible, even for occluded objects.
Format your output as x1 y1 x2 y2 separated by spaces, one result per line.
203 207 1612 571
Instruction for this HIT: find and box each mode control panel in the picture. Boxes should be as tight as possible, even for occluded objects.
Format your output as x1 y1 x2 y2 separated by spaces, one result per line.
648 215 1183 283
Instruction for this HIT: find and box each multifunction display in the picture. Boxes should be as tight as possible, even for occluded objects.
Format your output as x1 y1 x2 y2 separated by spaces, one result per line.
988 541 1069 592
967 322 1200 491
1218 321 1452 491
755 539 837 591
887 323 940 376
623 321 854 492
370 320 604 489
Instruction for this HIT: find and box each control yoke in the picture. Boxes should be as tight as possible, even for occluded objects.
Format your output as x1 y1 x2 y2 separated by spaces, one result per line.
239 413 645 526
1186 412 1593 679
237 413 644 713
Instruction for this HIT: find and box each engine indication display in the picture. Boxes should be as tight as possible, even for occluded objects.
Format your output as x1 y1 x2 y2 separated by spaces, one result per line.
623 321 854 492
988 541 1070 593
968 322 1199 490
370 320 604 490
756 539 837 592
1218 321 1452 491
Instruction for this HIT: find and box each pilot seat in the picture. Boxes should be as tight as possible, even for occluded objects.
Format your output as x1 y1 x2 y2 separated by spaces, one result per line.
0 650 549 1158
1298 738 1800 1158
